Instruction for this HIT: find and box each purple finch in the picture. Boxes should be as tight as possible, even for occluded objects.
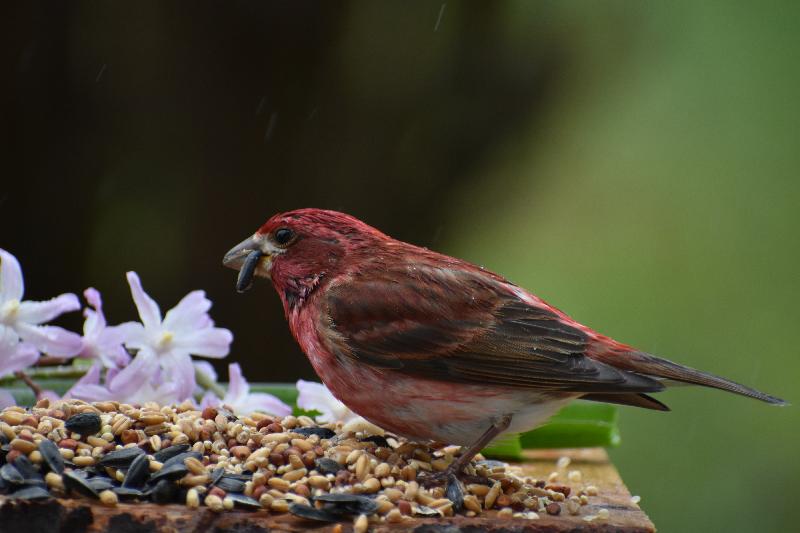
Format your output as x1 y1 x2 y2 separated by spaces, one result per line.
224 209 785 480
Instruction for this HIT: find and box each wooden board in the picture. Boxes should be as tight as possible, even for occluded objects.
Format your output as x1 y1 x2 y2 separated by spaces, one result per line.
0 448 654 533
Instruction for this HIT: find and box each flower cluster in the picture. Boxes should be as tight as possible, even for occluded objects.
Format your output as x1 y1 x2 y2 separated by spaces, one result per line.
0 248 289 416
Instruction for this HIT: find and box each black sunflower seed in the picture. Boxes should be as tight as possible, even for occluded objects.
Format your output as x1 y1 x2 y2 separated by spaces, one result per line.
314 458 343 475
150 479 179 503
291 427 336 439
360 435 389 448
445 476 465 512
215 476 245 493
288 503 340 522
476 459 506 469
98 446 145 468
64 412 101 436
112 486 146 499
122 453 150 488
222 472 252 481
415 505 442 517
153 444 190 463
149 461 188 483
0 464 24 485
87 476 116 492
208 467 225 486
236 250 262 293
38 439 64 474
226 492 262 510
63 470 99 498
315 493 379 515
10 486 52 500
12 455 41 482
161 451 202 470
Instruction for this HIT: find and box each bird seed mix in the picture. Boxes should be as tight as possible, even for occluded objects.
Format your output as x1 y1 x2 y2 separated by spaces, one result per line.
0 399 607 527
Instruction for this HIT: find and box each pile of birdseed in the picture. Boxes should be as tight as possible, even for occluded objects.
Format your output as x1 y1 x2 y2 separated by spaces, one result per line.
0 399 603 528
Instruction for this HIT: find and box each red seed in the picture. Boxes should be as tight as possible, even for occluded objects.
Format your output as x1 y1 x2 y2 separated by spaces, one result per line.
398 500 412 515
58 438 78 450
5 450 21 463
120 430 138 445
201 407 218 420
301 451 316 468
546 485 571 497
496 494 512 508
335 470 350 486
230 446 251 460
208 486 226 499
256 418 274 430
546 502 561 515
264 422 283 434
21 416 39 428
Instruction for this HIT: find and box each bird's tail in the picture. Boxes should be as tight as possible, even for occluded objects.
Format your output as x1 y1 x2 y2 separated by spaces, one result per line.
623 351 787 405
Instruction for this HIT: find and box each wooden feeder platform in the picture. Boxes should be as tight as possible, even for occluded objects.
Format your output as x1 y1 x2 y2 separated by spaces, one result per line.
0 448 654 533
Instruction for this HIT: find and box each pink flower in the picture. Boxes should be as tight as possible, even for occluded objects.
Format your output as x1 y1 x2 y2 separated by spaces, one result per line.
77 288 133 369
0 326 40 408
0 249 82 356
107 272 233 401
296 379 359 423
202 363 291 416
67 359 185 405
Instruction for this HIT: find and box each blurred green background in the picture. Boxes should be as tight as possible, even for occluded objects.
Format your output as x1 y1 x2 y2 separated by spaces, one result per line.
2 1 797 530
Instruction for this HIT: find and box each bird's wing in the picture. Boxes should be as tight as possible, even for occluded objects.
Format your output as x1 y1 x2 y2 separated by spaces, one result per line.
322 264 664 393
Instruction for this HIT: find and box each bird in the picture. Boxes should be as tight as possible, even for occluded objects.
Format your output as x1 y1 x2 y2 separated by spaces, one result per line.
223 208 785 484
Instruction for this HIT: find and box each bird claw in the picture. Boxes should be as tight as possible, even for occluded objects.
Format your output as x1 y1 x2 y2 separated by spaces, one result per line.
420 469 489 488
419 469 488 512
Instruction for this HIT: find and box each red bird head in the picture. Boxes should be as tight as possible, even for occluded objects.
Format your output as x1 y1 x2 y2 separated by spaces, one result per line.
223 209 389 309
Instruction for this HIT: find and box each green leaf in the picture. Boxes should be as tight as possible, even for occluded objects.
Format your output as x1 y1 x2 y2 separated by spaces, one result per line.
519 401 620 448
483 433 524 460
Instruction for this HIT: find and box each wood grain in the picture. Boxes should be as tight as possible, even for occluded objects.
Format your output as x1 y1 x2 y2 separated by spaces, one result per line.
0 448 654 533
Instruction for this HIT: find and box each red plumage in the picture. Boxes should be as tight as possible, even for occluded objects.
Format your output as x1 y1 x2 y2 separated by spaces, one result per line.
224 208 784 450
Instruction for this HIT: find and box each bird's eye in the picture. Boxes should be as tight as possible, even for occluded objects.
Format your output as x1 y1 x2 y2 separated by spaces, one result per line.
274 228 294 245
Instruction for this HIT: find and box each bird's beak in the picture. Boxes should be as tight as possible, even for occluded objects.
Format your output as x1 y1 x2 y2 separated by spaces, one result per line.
223 236 271 293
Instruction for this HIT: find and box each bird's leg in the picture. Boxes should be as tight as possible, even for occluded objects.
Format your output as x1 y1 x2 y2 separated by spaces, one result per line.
421 414 513 507
446 414 512 479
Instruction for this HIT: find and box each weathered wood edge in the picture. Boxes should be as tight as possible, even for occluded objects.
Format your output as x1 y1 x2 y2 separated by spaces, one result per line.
0 449 655 533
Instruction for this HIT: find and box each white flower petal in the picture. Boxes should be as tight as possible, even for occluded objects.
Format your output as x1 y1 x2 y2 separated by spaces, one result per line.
17 293 80 324
0 249 24 302
163 291 212 332
161 352 196 401
108 348 159 397
200 391 221 409
115 321 145 345
15 322 82 356
296 380 355 423
65 363 111 401
0 389 17 409
226 363 247 401
172 327 232 358
240 393 292 417
126 272 162 331
68 383 115 402
0 340 39 377
83 287 102 311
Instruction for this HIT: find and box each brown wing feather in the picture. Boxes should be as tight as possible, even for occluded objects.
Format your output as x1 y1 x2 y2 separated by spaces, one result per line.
323 265 664 394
